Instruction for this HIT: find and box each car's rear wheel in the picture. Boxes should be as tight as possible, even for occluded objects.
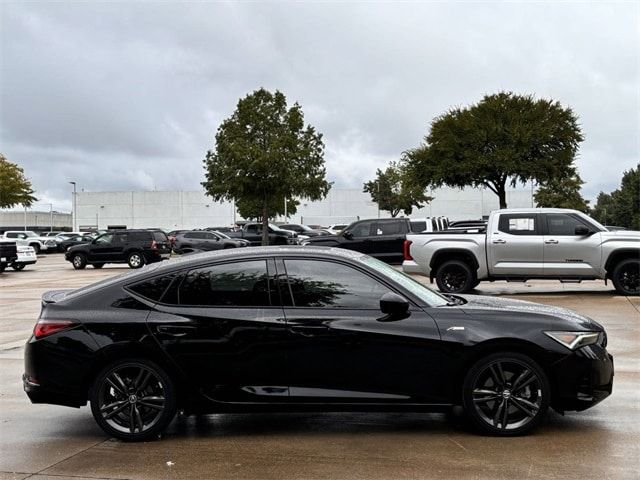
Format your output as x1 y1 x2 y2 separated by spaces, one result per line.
12 263 25 271
127 252 145 269
30 243 40 254
435 260 476 293
462 352 550 436
92 263 105 269
90 359 177 442
71 253 87 270
611 259 639 296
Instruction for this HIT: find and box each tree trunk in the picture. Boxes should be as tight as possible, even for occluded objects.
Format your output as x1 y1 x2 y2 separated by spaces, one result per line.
497 185 507 209
262 200 269 246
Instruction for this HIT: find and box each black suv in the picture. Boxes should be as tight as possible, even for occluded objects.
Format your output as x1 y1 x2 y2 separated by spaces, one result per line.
65 230 171 270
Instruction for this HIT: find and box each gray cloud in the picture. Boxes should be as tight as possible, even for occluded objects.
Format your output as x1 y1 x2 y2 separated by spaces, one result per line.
1 1 637 212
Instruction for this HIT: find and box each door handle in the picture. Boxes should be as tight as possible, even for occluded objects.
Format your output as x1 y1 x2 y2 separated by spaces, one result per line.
156 325 196 337
289 325 328 337
492 239 507 244
545 239 559 244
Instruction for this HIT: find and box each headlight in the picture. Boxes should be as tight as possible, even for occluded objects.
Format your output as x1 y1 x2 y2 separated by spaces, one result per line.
544 331 600 350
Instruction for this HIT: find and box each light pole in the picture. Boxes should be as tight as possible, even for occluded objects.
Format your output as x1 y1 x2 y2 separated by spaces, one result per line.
69 182 77 231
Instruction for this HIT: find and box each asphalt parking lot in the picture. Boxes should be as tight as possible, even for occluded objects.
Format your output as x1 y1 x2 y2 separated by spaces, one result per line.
1 254 638 480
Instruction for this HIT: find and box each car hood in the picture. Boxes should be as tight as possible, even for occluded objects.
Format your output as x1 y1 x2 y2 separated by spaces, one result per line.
456 294 602 330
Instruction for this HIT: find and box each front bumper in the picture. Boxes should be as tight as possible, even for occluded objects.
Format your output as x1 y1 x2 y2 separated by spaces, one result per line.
551 344 614 413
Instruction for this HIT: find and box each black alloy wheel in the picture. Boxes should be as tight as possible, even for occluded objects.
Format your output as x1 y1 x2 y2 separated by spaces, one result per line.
72 253 87 270
462 353 549 436
435 260 476 293
90 359 176 441
612 259 640 296
12 263 26 271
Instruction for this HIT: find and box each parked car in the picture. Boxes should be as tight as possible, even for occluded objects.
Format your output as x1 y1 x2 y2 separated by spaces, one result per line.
325 224 349 235
279 223 328 239
301 218 436 263
41 231 63 238
173 230 249 252
12 241 37 270
0 239 18 273
403 208 640 295
56 234 95 252
65 230 171 269
1 231 57 253
226 223 297 245
24 247 613 441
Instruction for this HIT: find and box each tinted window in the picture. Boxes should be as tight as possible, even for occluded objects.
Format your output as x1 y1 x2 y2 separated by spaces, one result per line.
283 259 389 309
375 221 405 235
115 232 129 243
179 260 273 306
498 215 538 235
130 232 150 242
546 214 589 236
153 231 168 242
95 233 114 245
129 274 177 302
348 221 374 238
410 221 426 232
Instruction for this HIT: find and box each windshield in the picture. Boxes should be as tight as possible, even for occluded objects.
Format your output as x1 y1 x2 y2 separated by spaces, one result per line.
215 232 231 239
361 256 449 307
24 231 38 238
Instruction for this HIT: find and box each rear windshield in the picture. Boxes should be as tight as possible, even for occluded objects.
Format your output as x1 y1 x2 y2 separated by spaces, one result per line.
153 231 168 242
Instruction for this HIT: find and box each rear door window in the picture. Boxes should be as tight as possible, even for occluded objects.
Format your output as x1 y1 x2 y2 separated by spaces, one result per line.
498 214 539 235
178 260 275 306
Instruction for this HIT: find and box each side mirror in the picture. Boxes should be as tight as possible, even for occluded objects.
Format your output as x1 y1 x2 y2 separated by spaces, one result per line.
380 292 409 316
343 231 353 240
574 225 592 236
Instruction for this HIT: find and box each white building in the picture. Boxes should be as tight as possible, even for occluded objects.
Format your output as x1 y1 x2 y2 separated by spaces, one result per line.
0 210 72 232
75 186 534 230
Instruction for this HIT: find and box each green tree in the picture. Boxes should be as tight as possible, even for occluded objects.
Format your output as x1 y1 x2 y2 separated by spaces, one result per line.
202 88 330 245
405 92 583 208
591 167 639 230
534 168 589 212
363 161 432 217
0 154 37 208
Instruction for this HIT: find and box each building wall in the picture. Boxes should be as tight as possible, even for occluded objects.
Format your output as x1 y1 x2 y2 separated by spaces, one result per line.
76 186 534 230
0 210 72 232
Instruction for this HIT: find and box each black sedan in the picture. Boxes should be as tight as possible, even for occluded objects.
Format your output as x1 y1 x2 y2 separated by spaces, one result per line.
56 234 94 252
23 247 613 441
173 230 249 253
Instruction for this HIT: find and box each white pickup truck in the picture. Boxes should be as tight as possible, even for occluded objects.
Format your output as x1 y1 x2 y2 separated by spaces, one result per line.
403 208 639 295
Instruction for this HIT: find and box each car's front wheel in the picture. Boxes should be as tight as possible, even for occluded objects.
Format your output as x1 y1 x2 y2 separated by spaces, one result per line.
462 352 550 436
611 259 639 296
71 253 87 270
127 252 145 269
90 359 177 442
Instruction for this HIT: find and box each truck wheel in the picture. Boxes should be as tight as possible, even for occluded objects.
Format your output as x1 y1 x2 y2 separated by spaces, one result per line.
30 243 40 254
12 263 26 271
435 260 476 293
611 259 639 296
71 253 87 270
0 264 5 273
127 252 145 269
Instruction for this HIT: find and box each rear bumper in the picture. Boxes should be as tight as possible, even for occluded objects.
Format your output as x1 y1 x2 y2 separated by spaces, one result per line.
14 260 37 266
551 345 614 412
402 260 427 275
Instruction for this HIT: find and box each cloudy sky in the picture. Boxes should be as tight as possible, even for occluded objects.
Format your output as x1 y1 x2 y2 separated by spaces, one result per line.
1 1 638 212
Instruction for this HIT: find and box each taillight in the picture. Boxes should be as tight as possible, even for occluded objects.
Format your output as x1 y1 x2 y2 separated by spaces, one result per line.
33 320 76 339
151 240 158 249
403 240 413 261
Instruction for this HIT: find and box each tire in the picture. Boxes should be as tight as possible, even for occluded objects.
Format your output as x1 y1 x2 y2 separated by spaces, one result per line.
71 253 87 270
30 243 40 254
611 258 640 296
12 263 25 271
92 263 105 269
90 358 177 442
435 260 476 293
127 252 145 269
0 264 5 273
462 352 550 436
